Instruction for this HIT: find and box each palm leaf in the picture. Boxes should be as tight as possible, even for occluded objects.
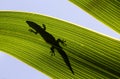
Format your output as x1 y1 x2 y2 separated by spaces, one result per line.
0 11 120 78
69 0 120 34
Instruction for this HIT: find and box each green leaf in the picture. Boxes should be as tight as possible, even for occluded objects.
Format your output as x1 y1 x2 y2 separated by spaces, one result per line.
69 0 120 34
0 11 120 78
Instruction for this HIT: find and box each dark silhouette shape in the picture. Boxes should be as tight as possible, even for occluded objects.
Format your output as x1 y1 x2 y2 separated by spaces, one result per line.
26 21 74 75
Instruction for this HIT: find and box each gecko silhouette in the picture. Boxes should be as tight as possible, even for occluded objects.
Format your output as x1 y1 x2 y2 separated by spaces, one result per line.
26 21 74 74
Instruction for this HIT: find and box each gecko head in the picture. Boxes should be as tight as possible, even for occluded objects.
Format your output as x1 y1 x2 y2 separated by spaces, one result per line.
26 21 43 31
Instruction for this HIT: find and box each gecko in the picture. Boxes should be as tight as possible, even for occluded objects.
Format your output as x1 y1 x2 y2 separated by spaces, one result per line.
26 21 74 74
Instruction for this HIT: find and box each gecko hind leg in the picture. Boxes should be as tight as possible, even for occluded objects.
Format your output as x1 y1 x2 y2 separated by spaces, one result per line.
57 39 67 46
50 46 55 56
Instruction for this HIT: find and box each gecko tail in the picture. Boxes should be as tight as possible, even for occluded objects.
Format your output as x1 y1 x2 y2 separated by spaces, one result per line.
57 48 74 75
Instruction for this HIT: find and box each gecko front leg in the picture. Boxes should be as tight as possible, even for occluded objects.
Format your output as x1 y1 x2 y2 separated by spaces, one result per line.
28 29 38 34
42 24 46 30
